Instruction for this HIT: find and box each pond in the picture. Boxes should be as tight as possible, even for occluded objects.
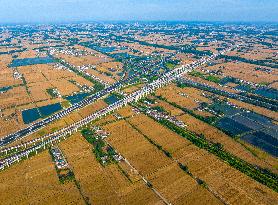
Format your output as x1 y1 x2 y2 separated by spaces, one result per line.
65 93 90 104
210 102 240 116
22 103 63 124
39 103 62 117
22 108 41 124
241 131 278 157
0 86 12 93
94 46 116 53
253 87 278 100
9 56 55 67
104 94 120 105
216 117 252 136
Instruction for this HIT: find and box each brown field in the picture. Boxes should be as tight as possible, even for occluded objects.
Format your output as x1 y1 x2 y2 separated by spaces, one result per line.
28 82 53 101
0 86 32 109
119 42 173 55
59 133 162 205
94 114 117 126
147 163 223 205
49 79 80 96
86 68 116 84
127 114 188 153
153 99 184 116
116 105 135 118
174 144 278 205
78 100 107 118
37 64 76 81
16 50 38 59
104 120 172 176
70 75 94 87
104 119 224 204
57 53 111 67
0 67 22 87
205 62 278 84
156 84 212 111
122 84 143 94
0 151 84 205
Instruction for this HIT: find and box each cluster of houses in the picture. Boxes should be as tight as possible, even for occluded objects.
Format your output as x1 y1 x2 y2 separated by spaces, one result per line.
90 126 124 164
13 71 22 79
49 47 94 57
146 108 186 128
91 126 110 140
50 146 69 170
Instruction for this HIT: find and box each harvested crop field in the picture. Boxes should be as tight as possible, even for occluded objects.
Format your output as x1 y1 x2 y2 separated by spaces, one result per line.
156 84 212 110
104 118 224 204
0 151 84 204
59 133 162 205
173 144 278 205
104 120 173 176
147 163 223 205
127 114 189 153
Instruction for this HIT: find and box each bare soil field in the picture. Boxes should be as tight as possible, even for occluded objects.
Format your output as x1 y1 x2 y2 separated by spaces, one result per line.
0 151 84 205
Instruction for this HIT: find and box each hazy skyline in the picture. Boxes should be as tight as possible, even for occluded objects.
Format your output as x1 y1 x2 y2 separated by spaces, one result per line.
0 0 277 23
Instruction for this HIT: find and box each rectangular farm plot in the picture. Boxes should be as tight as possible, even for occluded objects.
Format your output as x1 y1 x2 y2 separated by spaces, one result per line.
147 163 223 205
0 151 84 205
59 133 161 205
174 144 278 205
103 120 173 176
38 64 76 80
28 82 53 101
127 114 190 153
49 79 80 96
156 84 211 110
0 86 32 109
78 100 107 118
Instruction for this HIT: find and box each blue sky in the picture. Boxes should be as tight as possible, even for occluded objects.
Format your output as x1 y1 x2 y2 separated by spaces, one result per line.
0 0 277 23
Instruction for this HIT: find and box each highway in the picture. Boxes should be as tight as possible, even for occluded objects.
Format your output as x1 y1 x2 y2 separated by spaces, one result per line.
0 46 234 169
0 72 138 147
